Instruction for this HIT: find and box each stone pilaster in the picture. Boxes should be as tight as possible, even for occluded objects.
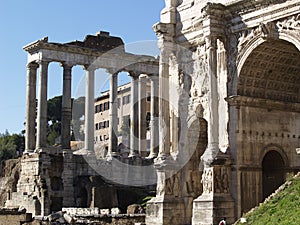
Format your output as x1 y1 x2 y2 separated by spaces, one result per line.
139 74 147 157
36 60 49 151
25 63 38 153
149 74 159 158
129 72 139 157
108 72 119 158
84 66 95 152
61 63 73 150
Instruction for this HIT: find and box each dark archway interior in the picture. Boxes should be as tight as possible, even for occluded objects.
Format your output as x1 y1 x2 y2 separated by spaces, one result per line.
238 40 300 103
262 150 285 199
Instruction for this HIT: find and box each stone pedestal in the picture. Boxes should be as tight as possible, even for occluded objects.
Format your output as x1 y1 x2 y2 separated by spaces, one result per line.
192 165 235 225
6 152 52 217
146 158 185 225
146 196 185 225
62 151 75 207
192 194 235 225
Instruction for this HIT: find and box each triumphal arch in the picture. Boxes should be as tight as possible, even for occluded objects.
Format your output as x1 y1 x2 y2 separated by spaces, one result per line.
5 0 300 224
146 0 300 224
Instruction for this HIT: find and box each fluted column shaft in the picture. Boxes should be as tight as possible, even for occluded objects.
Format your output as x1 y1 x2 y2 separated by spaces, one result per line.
84 67 95 152
61 63 73 150
206 37 219 152
158 46 171 158
129 73 139 157
149 74 159 158
139 75 147 157
108 72 118 156
36 60 49 150
25 63 38 153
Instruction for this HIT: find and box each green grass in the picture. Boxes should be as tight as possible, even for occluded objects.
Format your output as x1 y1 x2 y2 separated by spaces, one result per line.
236 172 300 225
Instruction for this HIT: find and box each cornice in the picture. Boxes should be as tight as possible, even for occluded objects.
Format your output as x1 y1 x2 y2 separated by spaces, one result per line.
226 95 300 113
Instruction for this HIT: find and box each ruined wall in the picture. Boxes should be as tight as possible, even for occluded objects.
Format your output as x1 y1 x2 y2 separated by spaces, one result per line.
0 208 32 225
0 159 20 207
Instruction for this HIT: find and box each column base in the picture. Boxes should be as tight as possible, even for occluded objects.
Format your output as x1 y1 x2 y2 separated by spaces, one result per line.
128 152 139 158
146 153 158 159
192 193 235 225
146 196 185 225
73 149 94 156
23 149 34 155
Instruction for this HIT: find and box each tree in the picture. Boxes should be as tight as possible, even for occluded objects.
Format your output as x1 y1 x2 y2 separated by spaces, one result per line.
0 131 24 161
72 96 85 141
47 96 62 145
46 95 86 145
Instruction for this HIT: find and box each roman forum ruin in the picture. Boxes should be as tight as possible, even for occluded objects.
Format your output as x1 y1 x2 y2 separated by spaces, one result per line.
4 0 300 224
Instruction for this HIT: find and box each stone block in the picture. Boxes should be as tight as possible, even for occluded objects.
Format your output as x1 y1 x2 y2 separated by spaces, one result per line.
100 208 110 215
111 207 121 214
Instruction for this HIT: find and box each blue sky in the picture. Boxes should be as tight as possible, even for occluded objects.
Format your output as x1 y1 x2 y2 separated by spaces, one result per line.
0 0 164 134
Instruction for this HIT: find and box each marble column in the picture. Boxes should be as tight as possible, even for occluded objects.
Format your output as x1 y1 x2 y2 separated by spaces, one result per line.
108 72 118 157
25 63 38 153
84 66 95 152
139 75 147 157
36 60 49 150
149 74 159 158
205 37 220 162
129 72 139 157
61 63 73 150
158 46 171 158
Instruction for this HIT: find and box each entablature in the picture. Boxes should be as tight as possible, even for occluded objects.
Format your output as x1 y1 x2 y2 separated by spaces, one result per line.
24 36 159 76
226 95 300 113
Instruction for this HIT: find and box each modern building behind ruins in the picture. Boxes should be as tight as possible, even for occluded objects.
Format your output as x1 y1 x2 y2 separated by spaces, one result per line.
3 0 300 225
94 81 151 157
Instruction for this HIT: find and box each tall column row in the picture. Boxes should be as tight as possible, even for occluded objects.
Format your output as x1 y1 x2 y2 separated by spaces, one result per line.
24 62 159 158
106 71 159 159
25 60 74 153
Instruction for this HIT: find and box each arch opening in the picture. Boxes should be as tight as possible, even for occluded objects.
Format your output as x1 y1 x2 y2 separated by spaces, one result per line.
262 150 285 199
238 39 300 103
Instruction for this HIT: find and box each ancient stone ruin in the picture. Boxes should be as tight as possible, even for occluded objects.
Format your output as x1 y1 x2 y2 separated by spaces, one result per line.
2 0 300 225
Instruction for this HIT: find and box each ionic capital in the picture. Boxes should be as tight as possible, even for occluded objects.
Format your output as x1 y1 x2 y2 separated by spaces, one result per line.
60 62 74 70
106 68 120 76
27 62 39 70
128 71 142 78
37 59 50 67
83 64 97 72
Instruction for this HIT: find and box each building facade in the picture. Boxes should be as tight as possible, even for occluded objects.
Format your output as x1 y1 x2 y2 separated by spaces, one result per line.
94 81 151 156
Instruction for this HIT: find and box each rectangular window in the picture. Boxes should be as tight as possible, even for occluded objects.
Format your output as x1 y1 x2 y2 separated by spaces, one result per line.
95 123 99 130
99 104 103 112
122 96 127 105
103 121 107 128
99 122 103 129
147 93 151 102
127 95 131 104
107 120 109 128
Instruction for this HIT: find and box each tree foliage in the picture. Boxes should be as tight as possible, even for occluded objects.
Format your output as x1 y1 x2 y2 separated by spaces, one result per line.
0 131 24 161
46 96 86 145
